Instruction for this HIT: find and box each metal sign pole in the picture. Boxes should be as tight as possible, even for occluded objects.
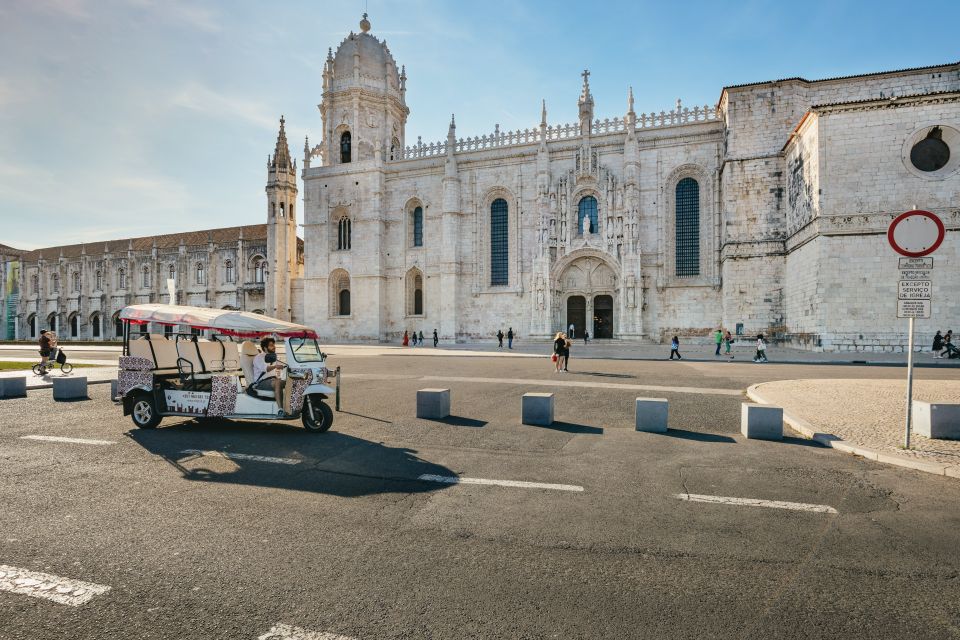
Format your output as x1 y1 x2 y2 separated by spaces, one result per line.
904 316 914 449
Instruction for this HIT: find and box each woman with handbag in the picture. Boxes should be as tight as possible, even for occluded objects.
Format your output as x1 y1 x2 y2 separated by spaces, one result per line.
552 332 565 373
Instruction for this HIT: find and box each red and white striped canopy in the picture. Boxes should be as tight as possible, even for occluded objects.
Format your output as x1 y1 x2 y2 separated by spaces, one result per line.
119 304 317 338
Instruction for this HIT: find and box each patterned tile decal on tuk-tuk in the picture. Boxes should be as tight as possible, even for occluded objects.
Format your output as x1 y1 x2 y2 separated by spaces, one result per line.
287 369 313 415
118 356 154 396
207 375 239 417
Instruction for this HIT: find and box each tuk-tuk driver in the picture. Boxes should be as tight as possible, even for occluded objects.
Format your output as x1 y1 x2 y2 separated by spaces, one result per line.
253 337 286 404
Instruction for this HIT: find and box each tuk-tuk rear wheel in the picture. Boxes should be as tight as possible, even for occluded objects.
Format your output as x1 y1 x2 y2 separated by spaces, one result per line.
301 396 333 433
131 393 162 429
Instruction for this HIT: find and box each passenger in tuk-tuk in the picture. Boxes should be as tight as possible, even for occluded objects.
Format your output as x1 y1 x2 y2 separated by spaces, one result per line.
253 337 286 404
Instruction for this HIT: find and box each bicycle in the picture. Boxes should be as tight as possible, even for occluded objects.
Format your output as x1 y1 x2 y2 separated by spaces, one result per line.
32 348 73 376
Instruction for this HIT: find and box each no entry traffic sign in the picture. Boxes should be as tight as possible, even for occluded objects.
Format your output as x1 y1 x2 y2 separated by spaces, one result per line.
887 210 945 257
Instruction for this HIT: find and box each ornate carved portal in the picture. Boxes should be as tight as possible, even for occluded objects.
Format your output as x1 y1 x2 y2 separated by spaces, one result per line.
555 254 619 339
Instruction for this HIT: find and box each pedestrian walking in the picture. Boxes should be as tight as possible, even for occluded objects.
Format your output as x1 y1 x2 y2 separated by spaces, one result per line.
933 330 944 357
433 329 439 347
568 323 575 340
583 330 589 345
552 332 565 373
507 328 514 349
714 328 723 356
563 334 572 371
496 329 504 348
724 330 733 358
402 330 409 347
753 334 768 363
418 330 424 346
669 336 681 360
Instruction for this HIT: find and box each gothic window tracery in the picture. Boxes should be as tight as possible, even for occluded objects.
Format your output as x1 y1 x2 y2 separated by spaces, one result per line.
675 177 700 277
406 268 424 316
225 260 235 283
195 262 205 285
332 270 351 316
117 268 126 290
73 272 80 292
51 273 59 293
490 198 509 286
142 266 150 288
252 256 266 284
95 270 102 291
338 217 352 250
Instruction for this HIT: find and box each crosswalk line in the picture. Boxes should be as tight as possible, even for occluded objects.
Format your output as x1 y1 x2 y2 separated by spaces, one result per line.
20 435 116 446
0 565 110 606
258 623 357 640
418 474 584 492
675 493 838 514
181 449 301 465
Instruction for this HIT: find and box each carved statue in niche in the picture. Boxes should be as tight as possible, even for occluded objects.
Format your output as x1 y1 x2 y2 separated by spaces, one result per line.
616 216 624 237
606 217 613 239
581 213 590 236
365 107 378 128
340 110 351 125
560 216 567 243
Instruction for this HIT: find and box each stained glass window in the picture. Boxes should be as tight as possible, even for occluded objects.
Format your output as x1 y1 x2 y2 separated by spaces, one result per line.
675 178 700 277
490 198 508 286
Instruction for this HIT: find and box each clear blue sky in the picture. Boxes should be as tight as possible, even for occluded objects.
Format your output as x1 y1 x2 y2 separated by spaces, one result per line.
1 0 957 249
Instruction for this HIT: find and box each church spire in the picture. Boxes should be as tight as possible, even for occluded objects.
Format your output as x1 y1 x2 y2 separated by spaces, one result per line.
578 69 594 136
271 116 292 170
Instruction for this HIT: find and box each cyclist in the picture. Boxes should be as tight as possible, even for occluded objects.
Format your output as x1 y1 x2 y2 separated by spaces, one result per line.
38 329 52 374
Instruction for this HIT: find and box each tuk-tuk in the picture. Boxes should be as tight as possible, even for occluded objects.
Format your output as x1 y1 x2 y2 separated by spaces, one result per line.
116 304 336 432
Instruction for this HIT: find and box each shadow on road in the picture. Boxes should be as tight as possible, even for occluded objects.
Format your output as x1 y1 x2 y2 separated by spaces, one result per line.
565 371 635 379
430 415 487 428
126 419 456 498
535 421 604 435
661 429 736 443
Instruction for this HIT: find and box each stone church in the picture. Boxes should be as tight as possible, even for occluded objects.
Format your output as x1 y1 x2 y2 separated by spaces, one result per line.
276 14 957 350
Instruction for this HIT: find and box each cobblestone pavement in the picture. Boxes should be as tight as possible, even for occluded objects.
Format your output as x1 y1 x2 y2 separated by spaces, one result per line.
751 378 960 466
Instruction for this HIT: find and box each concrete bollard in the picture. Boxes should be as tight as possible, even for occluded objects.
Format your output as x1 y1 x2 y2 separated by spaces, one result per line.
913 401 960 440
0 377 28 399
53 376 88 401
522 392 554 426
416 388 451 419
635 397 668 433
110 379 119 402
741 403 783 440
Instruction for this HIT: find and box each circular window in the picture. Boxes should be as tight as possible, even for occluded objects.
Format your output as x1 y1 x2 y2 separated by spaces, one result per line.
902 124 960 180
910 127 950 172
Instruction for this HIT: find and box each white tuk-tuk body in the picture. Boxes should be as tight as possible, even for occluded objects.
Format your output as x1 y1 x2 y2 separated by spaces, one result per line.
116 304 336 431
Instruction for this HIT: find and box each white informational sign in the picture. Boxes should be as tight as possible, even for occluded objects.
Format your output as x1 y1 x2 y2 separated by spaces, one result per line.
897 300 931 319
897 280 932 300
898 257 933 280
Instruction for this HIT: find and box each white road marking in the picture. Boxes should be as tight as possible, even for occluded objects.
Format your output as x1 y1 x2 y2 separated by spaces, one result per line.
180 449 301 465
0 565 110 606
419 474 584 492
20 435 116 446
258 623 357 640
675 493 838 514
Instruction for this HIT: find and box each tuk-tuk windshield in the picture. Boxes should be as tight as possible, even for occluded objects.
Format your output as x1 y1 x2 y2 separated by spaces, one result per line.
289 337 324 363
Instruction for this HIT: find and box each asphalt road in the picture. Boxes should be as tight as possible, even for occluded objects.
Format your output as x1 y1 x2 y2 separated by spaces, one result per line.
1 355 959 639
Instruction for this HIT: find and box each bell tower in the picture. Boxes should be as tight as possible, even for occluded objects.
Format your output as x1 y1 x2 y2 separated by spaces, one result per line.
266 116 298 320
320 13 409 165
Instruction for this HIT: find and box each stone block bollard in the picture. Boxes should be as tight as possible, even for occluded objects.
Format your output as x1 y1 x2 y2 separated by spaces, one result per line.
635 397 668 433
110 379 119 402
522 392 554 426
53 376 88 401
0 377 27 399
913 401 960 440
740 403 783 440
416 388 451 420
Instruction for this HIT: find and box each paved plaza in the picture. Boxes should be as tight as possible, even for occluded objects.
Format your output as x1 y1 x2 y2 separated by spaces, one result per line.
2 349 960 639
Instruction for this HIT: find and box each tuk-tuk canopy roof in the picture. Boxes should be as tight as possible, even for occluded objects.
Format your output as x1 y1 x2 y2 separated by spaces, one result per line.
119 304 318 338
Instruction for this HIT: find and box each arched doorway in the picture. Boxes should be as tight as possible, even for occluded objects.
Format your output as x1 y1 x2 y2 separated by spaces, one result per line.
566 296 586 339
555 254 619 339
593 295 613 339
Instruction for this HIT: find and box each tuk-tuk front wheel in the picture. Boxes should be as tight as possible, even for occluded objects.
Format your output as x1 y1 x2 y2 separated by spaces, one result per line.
131 392 162 429
302 395 333 433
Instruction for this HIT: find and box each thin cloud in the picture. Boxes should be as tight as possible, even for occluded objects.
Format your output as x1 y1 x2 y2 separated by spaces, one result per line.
170 83 278 131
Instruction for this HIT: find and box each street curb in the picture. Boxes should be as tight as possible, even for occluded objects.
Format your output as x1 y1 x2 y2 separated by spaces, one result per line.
746 382 960 480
